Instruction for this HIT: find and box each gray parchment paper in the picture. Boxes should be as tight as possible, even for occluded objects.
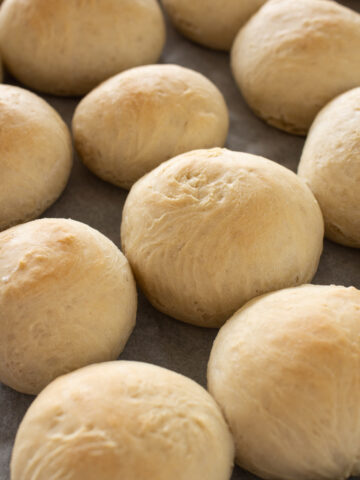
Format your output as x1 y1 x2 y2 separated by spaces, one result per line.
1 2 360 479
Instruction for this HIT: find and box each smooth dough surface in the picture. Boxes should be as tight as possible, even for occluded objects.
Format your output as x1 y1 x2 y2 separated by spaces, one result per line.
298 87 360 248
0 85 72 231
161 0 267 51
73 64 229 189
11 361 234 480
231 0 360 134
121 148 324 327
0 0 165 95
0 218 137 395
208 284 360 480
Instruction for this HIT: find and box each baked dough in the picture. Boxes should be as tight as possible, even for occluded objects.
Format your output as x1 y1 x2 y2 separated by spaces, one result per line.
208 284 360 480
0 0 166 96
231 0 360 134
0 85 72 231
161 0 267 51
0 219 137 395
121 148 324 327
298 88 360 248
11 361 234 480
73 64 229 189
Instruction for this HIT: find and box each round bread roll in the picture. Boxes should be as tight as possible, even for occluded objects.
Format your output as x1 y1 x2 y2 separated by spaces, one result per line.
161 0 267 51
121 148 324 328
0 85 72 231
73 65 229 189
208 284 360 480
298 88 360 248
11 361 234 480
231 0 360 135
0 218 137 395
0 0 165 96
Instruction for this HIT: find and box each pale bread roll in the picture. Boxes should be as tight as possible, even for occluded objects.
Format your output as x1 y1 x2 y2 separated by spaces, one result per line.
0 219 137 395
0 85 72 231
208 284 360 480
121 148 324 328
73 65 229 189
11 361 234 480
0 0 165 96
231 0 360 134
298 87 360 248
161 0 267 51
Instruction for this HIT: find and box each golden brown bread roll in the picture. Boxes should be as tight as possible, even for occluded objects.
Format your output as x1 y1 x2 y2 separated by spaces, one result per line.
0 0 166 95
0 218 137 395
11 361 234 480
231 0 360 134
0 85 72 231
161 0 267 50
298 87 360 247
121 148 324 327
73 64 229 189
208 284 360 480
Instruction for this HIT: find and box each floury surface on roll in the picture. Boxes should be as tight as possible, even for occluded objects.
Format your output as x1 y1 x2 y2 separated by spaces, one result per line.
161 0 267 51
73 64 229 189
208 284 360 480
121 148 324 328
0 219 137 395
0 0 166 96
231 0 360 135
0 85 72 231
298 87 360 248
11 361 234 480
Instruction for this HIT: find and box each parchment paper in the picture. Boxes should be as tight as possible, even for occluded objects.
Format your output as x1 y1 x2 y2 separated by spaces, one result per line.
1 2 360 478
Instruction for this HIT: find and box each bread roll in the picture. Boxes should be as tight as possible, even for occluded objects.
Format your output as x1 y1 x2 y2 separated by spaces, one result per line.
161 0 267 51
298 88 360 248
0 218 137 395
121 148 324 327
208 284 360 480
231 0 360 134
0 85 72 231
73 65 229 189
0 0 165 96
11 361 234 480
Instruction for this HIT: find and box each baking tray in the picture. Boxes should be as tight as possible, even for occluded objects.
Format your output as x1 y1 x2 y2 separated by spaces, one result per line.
1 2 360 478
